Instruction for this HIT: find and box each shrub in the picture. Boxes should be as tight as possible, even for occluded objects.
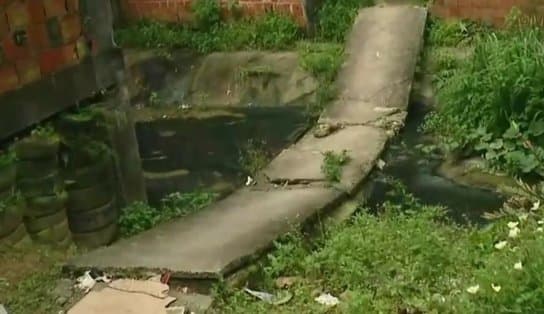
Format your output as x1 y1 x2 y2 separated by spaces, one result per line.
424 21 544 176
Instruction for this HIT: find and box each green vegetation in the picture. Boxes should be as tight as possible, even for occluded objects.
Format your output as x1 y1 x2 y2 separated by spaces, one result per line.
238 139 271 176
424 11 544 178
315 0 374 42
1 245 78 314
216 182 544 313
29 124 59 141
119 192 217 237
321 150 351 183
0 149 16 168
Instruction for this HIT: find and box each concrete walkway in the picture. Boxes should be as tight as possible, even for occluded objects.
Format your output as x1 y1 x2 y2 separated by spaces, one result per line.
67 5 427 279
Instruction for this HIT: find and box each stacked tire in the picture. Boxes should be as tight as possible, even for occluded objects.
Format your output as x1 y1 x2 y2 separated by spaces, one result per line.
0 157 28 248
15 137 71 248
61 111 119 248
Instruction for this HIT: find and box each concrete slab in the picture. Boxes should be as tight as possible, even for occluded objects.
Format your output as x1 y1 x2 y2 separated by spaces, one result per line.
264 126 388 194
321 6 427 124
66 187 342 278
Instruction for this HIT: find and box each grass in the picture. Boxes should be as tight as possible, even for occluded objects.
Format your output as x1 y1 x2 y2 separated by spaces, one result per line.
215 182 544 313
422 10 544 177
118 191 217 237
0 244 78 313
321 150 351 183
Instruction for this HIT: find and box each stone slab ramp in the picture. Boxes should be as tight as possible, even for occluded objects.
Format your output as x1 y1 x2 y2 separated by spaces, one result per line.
66 5 427 279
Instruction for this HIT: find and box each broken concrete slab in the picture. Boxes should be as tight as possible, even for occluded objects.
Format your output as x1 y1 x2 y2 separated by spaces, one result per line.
264 126 388 194
66 187 342 278
326 6 427 122
168 292 213 314
320 99 405 125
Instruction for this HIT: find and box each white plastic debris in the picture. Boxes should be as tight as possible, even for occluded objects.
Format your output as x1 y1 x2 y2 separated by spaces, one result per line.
244 288 292 305
245 176 255 186
376 159 386 170
315 293 340 306
75 270 112 293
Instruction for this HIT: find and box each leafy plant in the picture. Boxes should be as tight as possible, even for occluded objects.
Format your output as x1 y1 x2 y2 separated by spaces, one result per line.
217 182 544 313
321 150 351 183
30 124 59 141
118 192 216 237
192 0 222 31
424 13 544 177
238 139 270 176
0 149 16 168
316 0 374 43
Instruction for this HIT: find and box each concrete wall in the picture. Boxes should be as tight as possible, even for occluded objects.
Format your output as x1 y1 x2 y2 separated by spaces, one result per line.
120 0 308 25
0 0 124 140
432 0 544 25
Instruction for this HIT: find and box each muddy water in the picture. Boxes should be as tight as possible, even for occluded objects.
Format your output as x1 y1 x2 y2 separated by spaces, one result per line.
367 101 504 224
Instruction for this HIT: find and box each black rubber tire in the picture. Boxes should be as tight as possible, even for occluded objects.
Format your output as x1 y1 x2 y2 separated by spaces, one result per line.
67 200 117 233
29 218 70 245
14 138 59 161
0 206 22 238
17 172 63 198
63 156 113 189
23 209 66 234
0 164 16 192
67 184 114 213
17 158 58 179
25 191 68 218
72 222 118 249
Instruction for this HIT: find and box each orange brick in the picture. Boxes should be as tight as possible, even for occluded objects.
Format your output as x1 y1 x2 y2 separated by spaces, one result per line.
15 58 41 84
43 0 67 18
0 64 20 94
1 35 29 61
27 23 50 49
60 14 81 43
27 0 47 23
6 1 29 30
66 0 79 12
39 43 77 74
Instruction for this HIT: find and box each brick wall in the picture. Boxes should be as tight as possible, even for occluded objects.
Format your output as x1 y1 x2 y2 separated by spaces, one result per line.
432 0 544 26
0 0 94 95
120 0 308 26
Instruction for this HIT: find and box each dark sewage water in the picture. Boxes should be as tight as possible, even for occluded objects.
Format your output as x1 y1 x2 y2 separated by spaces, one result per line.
366 101 504 224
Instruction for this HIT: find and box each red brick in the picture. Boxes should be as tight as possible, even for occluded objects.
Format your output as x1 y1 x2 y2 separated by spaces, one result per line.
0 64 19 94
6 1 29 30
15 58 41 84
27 0 47 23
66 0 79 12
43 0 67 18
27 23 50 49
60 14 81 42
1 35 29 61
39 43 77 74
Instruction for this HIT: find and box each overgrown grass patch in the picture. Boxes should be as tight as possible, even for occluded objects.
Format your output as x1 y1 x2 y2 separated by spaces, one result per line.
119 191 217 237
423 12 544 177
215 183 544 313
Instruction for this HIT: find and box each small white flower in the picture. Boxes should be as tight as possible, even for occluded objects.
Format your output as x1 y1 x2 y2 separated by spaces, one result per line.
531 200 541 211
466 285 480 294
491 284 502 292
508 221 519 229
494 241 508 250
519 213 529 221
509 227 520 238
537 227 543 233
538 220 544 225
514 262 523 270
